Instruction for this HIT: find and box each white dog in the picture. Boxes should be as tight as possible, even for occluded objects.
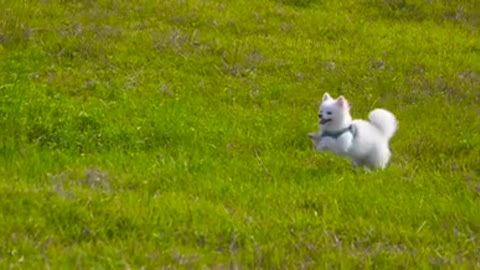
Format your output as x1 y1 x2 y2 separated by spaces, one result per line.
308 93 398 170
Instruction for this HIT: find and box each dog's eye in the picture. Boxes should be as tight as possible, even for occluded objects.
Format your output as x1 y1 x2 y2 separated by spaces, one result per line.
326 111 332 115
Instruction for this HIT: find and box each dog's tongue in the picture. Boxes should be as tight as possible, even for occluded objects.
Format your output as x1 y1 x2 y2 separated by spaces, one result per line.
320 118 331 124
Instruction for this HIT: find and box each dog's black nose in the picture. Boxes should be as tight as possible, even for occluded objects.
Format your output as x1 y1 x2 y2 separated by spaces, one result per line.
318 113 322 119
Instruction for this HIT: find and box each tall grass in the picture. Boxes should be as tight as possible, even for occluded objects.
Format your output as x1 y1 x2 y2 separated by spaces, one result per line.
0 0 479 268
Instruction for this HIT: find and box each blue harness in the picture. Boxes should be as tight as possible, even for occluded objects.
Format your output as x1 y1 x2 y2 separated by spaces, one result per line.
321 125 355 139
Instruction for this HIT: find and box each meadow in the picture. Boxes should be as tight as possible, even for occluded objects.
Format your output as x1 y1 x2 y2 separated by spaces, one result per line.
0 0 479 268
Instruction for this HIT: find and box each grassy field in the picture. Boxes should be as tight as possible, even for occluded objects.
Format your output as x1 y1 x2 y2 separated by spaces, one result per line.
1 0 479 268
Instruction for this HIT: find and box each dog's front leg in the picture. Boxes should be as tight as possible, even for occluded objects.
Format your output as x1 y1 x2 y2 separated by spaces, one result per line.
308 133 324 151
316 139 329 151
336 133 353 154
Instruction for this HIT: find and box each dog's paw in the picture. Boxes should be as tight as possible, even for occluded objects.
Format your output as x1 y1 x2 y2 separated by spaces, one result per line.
308 132 321 145
308 132 320 140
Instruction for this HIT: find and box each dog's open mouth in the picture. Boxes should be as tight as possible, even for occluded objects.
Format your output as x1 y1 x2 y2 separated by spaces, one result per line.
320 118 332 125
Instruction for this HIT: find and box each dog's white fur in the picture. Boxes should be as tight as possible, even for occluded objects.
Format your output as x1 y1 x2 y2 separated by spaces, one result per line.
308 93 398 170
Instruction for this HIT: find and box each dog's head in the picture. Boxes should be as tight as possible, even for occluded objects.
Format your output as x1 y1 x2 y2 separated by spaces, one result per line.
318 93 351 128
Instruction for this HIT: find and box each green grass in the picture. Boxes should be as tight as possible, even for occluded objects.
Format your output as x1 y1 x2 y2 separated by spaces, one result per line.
1 0 479 268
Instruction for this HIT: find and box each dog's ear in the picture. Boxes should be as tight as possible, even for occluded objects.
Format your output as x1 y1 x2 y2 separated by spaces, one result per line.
322 92 332 101
336 96 350 108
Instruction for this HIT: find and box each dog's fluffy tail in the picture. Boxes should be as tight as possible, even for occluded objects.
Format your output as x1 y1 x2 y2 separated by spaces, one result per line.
368 109 398 140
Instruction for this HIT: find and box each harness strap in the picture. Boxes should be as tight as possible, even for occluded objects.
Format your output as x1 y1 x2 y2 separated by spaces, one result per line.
321 125 355 139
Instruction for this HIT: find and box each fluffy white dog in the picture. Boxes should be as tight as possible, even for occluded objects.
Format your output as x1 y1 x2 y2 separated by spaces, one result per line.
309 93 398 170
